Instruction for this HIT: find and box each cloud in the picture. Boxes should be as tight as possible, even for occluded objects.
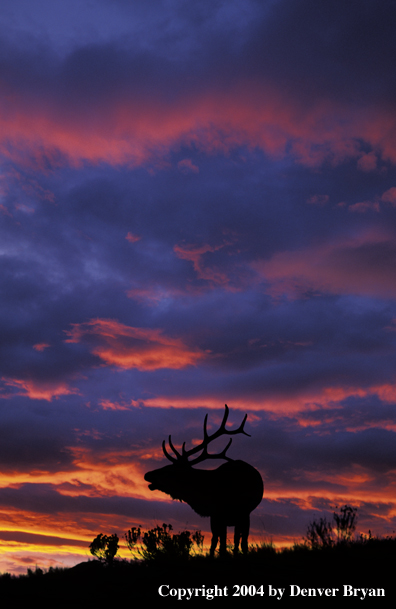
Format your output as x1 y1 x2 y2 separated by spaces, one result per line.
2 86 395 171
0 28 396 173
125 232 141 243
64 318 205 370
306 194 329 206
33 343 50 352
1 378 79 401
177 158 199 174
99 399 130 411
174 242 229 285
348 201 380 213
357 152 377 172
381 187 396 205
254 231 396 299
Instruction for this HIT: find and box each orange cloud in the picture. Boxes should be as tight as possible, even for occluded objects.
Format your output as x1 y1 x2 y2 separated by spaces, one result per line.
65 318 205 370
99 399 130 411
140 382 396 423
253 230 396 299
0 506 151 574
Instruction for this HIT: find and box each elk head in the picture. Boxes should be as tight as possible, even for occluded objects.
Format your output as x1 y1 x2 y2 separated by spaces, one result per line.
144 404 249 498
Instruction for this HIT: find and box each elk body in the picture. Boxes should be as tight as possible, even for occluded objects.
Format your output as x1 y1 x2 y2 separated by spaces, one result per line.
144 405 264 556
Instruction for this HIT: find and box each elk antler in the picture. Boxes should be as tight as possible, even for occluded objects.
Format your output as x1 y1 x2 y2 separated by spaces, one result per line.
162 404 250 465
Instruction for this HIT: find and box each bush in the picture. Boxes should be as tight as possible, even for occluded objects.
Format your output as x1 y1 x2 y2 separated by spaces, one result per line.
305 516 334 549
27 567 44 577
304 505 357 549
89 533 119 564
125 523 204 561
333 504 357 543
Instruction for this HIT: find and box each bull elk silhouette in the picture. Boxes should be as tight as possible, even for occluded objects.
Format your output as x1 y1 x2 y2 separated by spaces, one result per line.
144 404 264 556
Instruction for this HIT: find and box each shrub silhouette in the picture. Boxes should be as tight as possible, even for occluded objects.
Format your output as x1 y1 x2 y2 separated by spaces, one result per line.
27 566 44 577
305 516 334 549
89 533 119 564
304 505 357 549
334 504 357 543
125 523 204 561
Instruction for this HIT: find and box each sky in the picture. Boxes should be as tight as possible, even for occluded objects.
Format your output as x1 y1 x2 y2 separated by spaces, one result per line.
1 0 396 574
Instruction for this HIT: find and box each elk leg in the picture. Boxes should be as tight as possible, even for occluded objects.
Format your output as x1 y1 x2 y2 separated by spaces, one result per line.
209 535 218 557
240 515 250 554
210 516 227 557
234 523 241 555
234 524 241 555
219 523 227 557
209 516 219 557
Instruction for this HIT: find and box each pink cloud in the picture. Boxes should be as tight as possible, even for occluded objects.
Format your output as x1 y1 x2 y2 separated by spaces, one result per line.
348 201 380 213
99 399 130 411
125 232 141 243
381 187 396 205
1 378 79 401
33 343 50 352
253 230 396 299
306 194 329 206
357 152 377 172
177 158 199 174
126 285 185 305
174 242 229 285
2 80 396 170
0 204 12 217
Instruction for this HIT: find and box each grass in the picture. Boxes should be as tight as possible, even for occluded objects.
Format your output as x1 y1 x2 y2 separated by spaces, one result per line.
0 536 395 604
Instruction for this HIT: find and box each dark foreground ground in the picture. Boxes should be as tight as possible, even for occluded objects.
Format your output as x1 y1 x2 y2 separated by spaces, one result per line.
0 539 394 606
